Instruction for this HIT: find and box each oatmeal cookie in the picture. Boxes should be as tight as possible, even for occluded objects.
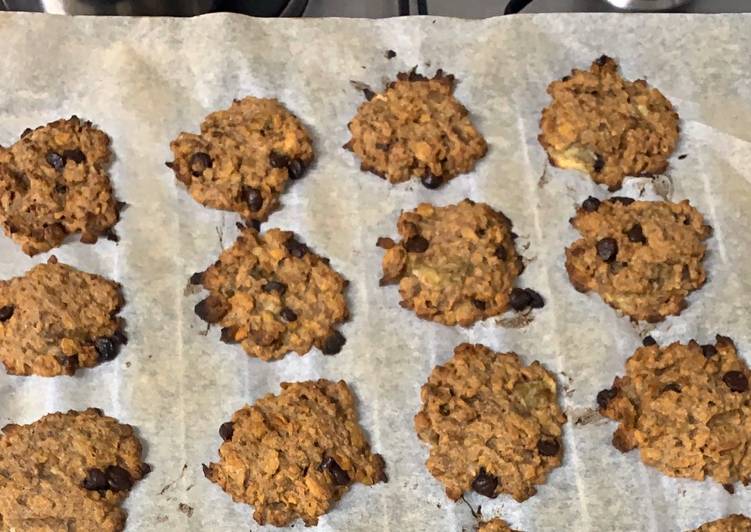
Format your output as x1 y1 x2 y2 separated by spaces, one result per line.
415 343 566 502
539 55 679 190
203 379 386 527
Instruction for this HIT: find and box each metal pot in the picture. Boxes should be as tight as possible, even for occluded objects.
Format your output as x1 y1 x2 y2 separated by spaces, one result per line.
0 0 307 16
604 0 691 9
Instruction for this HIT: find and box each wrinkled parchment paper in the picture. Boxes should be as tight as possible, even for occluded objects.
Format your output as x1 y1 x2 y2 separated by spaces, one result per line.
1 12 750 532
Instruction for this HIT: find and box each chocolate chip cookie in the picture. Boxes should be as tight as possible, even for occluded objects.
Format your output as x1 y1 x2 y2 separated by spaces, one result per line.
566 197 711 322
415 343 566 502
168 97 314 223
0 116 121 256
378 199 535 326
598 336 751 488
203 379 386 527
344 69 487 188
478 518 521 532
192 227 348 361
691 515 751 532
539 55 679 190
0 408 148 532
0 257 126 377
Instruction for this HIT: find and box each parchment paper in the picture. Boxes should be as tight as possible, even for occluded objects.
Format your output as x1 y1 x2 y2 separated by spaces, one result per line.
0 12 750 532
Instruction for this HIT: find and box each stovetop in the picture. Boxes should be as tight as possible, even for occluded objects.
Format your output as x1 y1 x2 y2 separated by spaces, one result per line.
305 0 749 16
1 0 748 17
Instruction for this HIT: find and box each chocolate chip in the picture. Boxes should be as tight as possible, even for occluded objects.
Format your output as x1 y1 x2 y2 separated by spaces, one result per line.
582 196 601 212
386 49 396 59
20 127 33 138
105 465 133 491
82 468 108 491
56 354 78 371
509 287 532 311
0 305 14 322
495 246 507 261
596 238 618 262
376 237 395 249
46 152 64 170
321 457 351 486
596 387 617 409
62 149 86 164
723 483 735 494
678 154 688 160
701 344 717 358
526 289 545 309
642 336 657 346
723 371 748 393
189 152 212 176
94 336 119 361
593 154 605 173
280 307 298 322
263 281 287 295
405 235 429 253
285 237 309 258
595 54 611 66
112 329 128 346
287 159 305 180
421 172 442 189
471 468 498 498
269 151 290 169
472 299 486 310
537 439 560 456
189 271 204 285
201 464 211 478
609 196 634 206
363 88 376 101
194 295 228 324
243 187 263 212
321 330 346 355
54 183 69 195
661 382 681 393
219 421 234 441
220 326 238 344
561 75 571 82
626 224 646 244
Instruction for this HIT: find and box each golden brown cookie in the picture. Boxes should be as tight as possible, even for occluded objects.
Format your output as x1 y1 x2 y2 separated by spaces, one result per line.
0 408 149 532
478 517 522 532
565 197 711 322
168 97 314 222
0 257 126 377
598 336 751 488
539 55 679 190
0 116 121 256
414 343 566 502
377 199 542 326
203 379 386 527
690 515 751 532
192 227 349 361
344 69 487 188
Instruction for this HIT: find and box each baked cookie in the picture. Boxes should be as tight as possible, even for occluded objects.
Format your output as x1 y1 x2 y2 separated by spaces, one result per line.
168 97 313 222
203 379 386 527
344 69 487 188
691 515 751 532
0 116 120 256
598 336 751 487
0 257 126 377
478 518 521 532
192 227 348 361
0 408 148 532
565 197 711 322
378 199 540 326
539 55 679 190
414 343 566 502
